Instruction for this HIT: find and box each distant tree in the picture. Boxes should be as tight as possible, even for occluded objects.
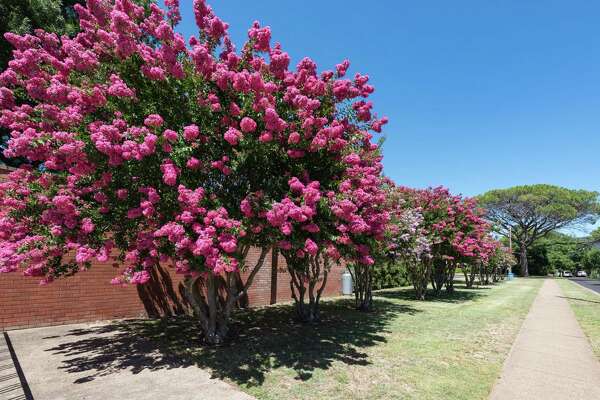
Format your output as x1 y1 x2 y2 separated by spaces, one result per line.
478 185 600 276
590 227 600 243
582 248 600 278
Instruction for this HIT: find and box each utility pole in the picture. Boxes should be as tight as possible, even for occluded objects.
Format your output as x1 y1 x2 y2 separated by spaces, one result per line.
508 226 513 274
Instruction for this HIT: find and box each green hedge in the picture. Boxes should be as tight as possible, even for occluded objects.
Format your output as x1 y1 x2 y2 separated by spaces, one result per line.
372 261 409 290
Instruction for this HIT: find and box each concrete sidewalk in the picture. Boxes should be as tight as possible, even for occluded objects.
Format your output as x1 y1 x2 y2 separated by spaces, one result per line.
490 279 600 400
8 322 255 400
0 332 30 400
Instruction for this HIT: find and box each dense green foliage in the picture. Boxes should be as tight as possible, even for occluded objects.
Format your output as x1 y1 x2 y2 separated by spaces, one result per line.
371 260 409 290
515 231 600 277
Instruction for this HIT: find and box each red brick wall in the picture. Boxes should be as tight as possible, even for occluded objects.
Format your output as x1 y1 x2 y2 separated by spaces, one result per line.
0 246 344 330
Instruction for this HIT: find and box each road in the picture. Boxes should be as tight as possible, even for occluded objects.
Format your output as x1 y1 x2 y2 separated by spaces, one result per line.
570 277 600 294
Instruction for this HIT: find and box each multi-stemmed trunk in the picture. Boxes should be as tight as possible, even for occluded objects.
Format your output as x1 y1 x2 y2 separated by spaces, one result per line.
492 266 499 283
463 262 477 288
349 263 373 312
445 260 457 293
479 263 490 285
287 252 331 323
430 258 447 296
408 258 431 300
182 246 269 345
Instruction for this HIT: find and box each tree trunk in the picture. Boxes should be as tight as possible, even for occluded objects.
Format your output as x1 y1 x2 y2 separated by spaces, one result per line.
430 258 447 296
520 244 529 277
270 248 278 305
182 247 269 345
463 263 476 288
445 261 456 293
350 264 373 312
409 259 431 300
287 252 331 322
183 275 229 345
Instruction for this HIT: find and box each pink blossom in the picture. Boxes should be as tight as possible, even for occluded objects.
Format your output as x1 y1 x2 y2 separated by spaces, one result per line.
304 238 318 256
186 157 201 169
288 131 301 144
144 114 164 127
224 127 242 145
240 117 257 133
163 129 178 142
81 218 95 234
248 21 271 52
130 270 151 285
240 198 253 217
161 160 179 186
288 177 304 193
258 131 272 142
183 124 200 141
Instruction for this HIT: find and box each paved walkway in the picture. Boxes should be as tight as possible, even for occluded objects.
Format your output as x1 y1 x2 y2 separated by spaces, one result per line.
8 322 255 400
490 279 600 400
0 332 31 400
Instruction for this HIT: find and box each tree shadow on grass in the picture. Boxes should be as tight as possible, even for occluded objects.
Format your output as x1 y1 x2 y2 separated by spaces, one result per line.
375 285 486 303
45 298 419 387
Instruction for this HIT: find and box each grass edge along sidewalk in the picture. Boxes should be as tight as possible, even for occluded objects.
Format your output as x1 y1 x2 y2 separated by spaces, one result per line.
207 279 541 400
556 279 600 358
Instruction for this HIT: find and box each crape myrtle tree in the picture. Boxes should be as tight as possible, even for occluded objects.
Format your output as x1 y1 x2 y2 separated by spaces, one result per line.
0 0 389 343
478 185 600 277
392 208 432 300
487 246 516 283
347 178 396 312
396 186 494 296
385 185 432 300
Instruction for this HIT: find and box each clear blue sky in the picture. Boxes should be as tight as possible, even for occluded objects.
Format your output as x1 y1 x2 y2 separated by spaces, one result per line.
168 1 600 200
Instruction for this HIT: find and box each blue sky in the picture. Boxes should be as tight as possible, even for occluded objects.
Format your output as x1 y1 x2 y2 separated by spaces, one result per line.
168 1 600 231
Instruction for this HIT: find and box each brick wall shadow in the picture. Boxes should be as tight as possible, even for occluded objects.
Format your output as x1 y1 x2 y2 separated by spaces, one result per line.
136 266 190 318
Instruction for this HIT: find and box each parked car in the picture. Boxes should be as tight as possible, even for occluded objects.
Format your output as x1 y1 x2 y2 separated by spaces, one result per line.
576 270 587 277
563 271 573 277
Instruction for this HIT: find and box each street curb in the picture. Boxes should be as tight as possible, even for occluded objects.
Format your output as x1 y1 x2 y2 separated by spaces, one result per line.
568 279 600 297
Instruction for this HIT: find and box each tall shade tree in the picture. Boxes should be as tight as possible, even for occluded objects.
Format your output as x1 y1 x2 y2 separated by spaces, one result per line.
0 0 388 343
478 185 600 276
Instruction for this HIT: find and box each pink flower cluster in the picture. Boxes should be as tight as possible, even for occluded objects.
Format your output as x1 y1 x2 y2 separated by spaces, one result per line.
0 0 391 285
394 186 498 264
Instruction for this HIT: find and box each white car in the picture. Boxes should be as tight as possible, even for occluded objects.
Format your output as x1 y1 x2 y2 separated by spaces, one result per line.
563 271 573 277
576 270 587 277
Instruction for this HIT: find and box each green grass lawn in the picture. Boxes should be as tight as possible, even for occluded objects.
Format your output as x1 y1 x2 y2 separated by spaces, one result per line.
233 279 541 400
70 279 541 400
556 279 600 358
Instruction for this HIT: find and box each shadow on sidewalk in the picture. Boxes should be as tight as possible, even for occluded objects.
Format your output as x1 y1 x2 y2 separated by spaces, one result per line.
44 298 419 387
